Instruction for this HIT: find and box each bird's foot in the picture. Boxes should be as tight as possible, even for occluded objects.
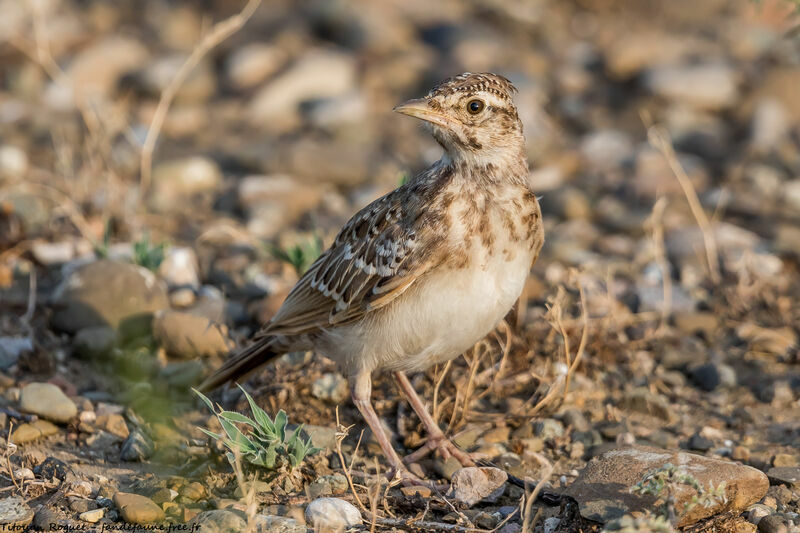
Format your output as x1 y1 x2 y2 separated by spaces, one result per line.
404 434 475 467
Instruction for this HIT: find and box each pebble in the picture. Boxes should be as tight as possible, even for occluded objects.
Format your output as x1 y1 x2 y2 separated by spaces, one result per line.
73 326 117 359
158 247 200 289
226 43 286 90
249 49 356 129
305 498 362 530
79 508 104 523
688 432 715 451
646 62 738 109
566 445 768 527
113 492 165 524
311 373 349 404
621 388 674 421
10 419 59 443
774 455 799 468
253 514 306 533
401 485 433 498
448 467 508 507
767 468 800 488
150 157 222 212
533 418 565 440
19 382 77 423
758 515 789 533
189 510 245 532
120 428 155 462
152 310 233 359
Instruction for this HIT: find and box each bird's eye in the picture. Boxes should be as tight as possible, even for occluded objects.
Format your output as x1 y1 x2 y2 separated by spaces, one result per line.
467 99 485 114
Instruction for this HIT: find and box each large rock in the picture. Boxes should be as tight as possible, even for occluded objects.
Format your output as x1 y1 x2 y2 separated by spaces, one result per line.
51 260 168 334
152 310 233 359
565 446 769 527
19 383 77 423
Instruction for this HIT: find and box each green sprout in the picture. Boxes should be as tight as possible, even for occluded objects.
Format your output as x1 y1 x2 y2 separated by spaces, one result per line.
267 235 323 276
133 233 167 271
193 386 320 470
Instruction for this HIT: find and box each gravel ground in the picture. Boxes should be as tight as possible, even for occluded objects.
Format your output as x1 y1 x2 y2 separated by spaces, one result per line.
0 0 799 531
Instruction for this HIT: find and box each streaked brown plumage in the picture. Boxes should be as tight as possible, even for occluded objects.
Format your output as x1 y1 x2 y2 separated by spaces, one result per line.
201 72 544 482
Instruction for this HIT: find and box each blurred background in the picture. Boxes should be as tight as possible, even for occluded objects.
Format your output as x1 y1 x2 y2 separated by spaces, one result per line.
0 0 799 527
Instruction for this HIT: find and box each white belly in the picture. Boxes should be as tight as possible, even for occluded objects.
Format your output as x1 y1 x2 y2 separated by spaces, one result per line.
352 241 534 374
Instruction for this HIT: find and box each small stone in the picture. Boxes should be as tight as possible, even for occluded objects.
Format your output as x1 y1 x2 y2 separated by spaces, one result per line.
0 337 32 370
253 514 305 533
158 247 200 289
401 485 433 498
311 373 349 404
448 467 508 507
299 425 336 450
733 446 751 462
249 49 356 129
773 454 798 467
97 413 129 440
73 326 117 359
622 388 674 421
533 419 564 440
767 467 800 488
180 482 206 501
688 432 715 451
674 311 719 337
19 383 77 423
152 310 233 359
434 456 464 480
481 426 511 444
305 498 361 530
32 508 60 530
646 62 738 109
189 510 245 532
13 468 34 480
757 515 789 533
150 157 222 212
113 492 165 524
226 43 286 90
561 408 590 432
749 504 772 523
120 428 155 462
79 508 104 523
10 423 44 444
34 457 70 481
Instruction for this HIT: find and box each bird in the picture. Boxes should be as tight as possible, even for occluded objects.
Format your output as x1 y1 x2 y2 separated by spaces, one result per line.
200 72 544 483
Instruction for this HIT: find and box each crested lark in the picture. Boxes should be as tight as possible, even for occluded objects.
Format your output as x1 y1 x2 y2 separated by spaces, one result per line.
201 72 544 481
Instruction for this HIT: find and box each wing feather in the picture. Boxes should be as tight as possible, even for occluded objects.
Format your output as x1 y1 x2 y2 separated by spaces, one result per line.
262 188 432 336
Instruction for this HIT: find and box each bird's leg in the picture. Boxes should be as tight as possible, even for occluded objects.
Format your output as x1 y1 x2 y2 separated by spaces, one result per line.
349 372 424 485
394 371 475 467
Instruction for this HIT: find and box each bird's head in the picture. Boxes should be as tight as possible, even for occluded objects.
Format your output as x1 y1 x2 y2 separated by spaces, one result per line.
394 72 524 166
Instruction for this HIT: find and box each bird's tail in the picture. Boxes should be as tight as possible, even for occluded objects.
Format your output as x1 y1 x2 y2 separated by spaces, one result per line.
197 337 280 392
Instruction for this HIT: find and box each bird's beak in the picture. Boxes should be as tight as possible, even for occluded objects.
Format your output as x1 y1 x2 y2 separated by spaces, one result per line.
393 98 456 130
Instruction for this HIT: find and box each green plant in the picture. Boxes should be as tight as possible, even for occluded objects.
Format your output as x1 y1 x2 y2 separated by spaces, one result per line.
94 219 113 259
398 171 411 186
630 463 727 526
267 235 323 276
133 233 167 271
193 386 320 470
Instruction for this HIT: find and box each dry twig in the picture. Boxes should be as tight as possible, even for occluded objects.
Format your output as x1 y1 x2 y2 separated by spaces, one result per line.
140 0 262 199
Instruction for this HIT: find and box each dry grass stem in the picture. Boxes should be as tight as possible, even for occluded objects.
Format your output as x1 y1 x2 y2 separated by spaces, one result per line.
646 124 721 284
334 407 367 513
520 453 554 533
140 0 262 199
432 360 452 427
648 196 672 331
